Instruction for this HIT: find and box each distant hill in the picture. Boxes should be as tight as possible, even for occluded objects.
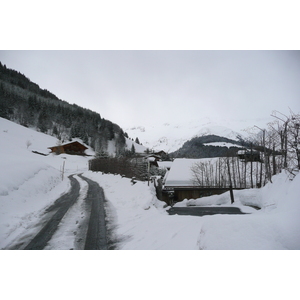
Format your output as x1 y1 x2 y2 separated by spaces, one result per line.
0 61 144 156
169 134 245 158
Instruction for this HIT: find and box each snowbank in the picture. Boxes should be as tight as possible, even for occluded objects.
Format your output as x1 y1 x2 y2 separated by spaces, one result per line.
184 188 263 208
0 165 70 249
82 170 299 250
194 172 300 249
183 171 298 210
82 172 205 249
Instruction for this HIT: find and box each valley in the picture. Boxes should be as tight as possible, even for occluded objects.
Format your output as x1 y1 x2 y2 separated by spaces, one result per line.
0 59 299 252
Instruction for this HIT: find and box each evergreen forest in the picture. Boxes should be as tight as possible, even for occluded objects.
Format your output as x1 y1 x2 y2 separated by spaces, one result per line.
0 61 127 155
170 134 243 158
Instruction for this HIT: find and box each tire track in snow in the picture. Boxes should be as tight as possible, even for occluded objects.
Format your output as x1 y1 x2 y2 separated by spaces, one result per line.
44 175 89 250
24 175 80 250
12 174 112 250
78 175 108 250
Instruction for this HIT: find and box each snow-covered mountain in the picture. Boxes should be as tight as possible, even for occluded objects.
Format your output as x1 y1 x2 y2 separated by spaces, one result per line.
124 117 271 153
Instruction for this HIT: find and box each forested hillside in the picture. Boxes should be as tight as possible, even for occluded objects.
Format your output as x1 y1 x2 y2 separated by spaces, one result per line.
170 134 244 158
0 62 127 155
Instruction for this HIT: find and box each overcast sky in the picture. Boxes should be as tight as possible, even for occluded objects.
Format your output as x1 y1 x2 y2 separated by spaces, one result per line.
1 50 299 130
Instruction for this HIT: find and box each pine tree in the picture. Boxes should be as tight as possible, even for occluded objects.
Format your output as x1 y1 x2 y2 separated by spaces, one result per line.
131 144 136 155
37 107 50 133
52 125 58 136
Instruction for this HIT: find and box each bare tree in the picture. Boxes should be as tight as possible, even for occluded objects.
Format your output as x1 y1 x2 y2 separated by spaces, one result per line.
271 109 300 177
190 110 300 192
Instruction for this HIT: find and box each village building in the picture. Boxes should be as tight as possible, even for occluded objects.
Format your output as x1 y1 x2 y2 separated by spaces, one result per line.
157 160 173 171
161 158 236 204
153 150 167 157
48 141 88 156
237 149 261 162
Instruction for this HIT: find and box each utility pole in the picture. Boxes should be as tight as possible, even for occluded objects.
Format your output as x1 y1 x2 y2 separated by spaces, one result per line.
254 125 271 184
227 158 234 204
250 142 253 188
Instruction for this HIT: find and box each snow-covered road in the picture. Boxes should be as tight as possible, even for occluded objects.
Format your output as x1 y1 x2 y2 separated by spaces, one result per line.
4 174 113 250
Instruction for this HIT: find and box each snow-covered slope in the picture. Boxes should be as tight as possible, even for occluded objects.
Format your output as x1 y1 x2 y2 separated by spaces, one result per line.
124 117 270 153
125 137 147 153
194 124 241 140
0 118 92 248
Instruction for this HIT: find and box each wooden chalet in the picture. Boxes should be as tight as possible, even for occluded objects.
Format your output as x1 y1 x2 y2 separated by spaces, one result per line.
48 141 88 156
154 150 167 156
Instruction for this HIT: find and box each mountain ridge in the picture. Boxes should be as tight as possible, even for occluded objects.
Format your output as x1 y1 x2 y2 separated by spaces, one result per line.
124 120 249 153
0 61 272 158
169 134 245 158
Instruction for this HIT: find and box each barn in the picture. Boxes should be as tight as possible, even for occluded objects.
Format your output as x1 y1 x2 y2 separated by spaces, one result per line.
48 141 88 156
161 158 233 205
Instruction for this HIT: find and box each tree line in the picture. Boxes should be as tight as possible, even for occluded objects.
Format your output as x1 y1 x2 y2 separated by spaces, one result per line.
170 134 242 158
89 155 166 181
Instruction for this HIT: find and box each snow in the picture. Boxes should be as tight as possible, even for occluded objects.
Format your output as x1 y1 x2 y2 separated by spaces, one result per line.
163 158 196 187
0 118 92 248
203 141 242 148
44 175 89 250
163 157 219 187
125 137 147 153
81 171 203 250
1 116 300 251
157 160 172 169
177 171 300 250
79 170 300 250
194 124 242 140
1 116 299 300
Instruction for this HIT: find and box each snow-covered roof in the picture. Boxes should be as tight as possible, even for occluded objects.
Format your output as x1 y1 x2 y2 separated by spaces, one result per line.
146 156 156 162
158 161 173 169
164 158 219 188
48 140 88 150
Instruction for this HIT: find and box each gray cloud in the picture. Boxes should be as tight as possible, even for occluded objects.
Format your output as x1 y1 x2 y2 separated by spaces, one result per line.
1 50 299 129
